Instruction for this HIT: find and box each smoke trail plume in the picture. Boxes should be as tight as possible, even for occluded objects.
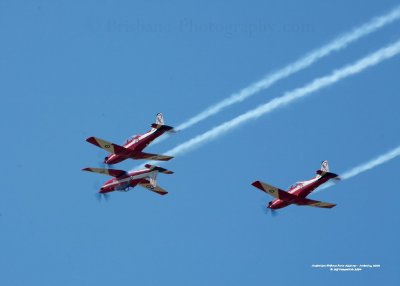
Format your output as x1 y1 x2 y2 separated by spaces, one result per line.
164 40 400 158
317 145 400 191
175 6 400 132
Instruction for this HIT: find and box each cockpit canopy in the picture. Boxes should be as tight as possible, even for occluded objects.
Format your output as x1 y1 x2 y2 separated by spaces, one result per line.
126 135 140 144
288 182 304 191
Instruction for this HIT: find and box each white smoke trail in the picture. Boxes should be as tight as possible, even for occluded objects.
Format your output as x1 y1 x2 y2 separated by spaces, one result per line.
161 40 400 158
174 5 400 132
135 40 400 172
317 145 400 191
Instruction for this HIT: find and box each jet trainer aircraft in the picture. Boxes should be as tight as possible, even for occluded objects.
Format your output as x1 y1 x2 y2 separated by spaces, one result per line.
82 164 173 196
86 113 174 165
252 160 340 210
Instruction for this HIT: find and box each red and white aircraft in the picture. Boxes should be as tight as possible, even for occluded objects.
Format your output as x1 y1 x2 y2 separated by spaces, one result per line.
82 164 173 196
86 113 174 165
252 160 340 210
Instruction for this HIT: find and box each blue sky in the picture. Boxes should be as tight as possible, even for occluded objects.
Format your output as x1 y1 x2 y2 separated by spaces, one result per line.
1 1 400 285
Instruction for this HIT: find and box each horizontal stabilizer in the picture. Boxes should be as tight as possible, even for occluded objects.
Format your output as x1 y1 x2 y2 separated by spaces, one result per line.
139 181 168 195
131 151 174 161
145 164 174 174
316 170 340 180
82 167 126 177
151 123 174 132
86 137 127 155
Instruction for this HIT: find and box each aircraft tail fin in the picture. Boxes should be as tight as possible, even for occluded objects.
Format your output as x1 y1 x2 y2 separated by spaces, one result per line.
320 160 329 172
145 164 174 174
156 113 164 125
316 160 340 180
151 113 175 132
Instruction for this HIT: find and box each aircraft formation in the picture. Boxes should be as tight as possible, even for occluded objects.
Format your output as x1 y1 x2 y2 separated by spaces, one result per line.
83 113 175 199
83 113 340 212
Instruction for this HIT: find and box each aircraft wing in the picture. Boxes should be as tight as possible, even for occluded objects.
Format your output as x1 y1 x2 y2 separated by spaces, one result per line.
131 152 174 161
295 197 336 208
82 167 127 177
251 181 297 201
138 181 168 195
86 137 128 155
